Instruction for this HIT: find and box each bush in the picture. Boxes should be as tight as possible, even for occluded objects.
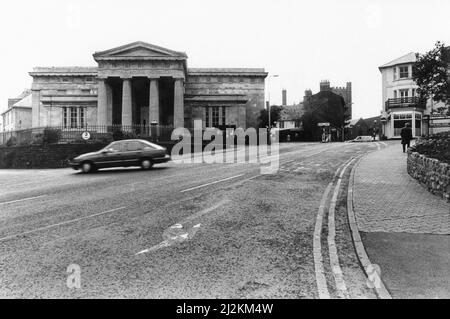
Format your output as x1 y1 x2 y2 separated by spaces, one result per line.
6 136 17 147
42 128 62 144
410 132 450 164
31 133 44 145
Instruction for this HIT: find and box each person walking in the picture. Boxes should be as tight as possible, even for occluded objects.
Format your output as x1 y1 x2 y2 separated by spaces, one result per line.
400 123 413 153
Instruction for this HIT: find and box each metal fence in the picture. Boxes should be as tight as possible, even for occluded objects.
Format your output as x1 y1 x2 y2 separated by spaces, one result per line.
0 124 180 146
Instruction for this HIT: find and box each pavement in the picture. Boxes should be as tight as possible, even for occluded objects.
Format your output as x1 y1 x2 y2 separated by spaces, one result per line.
353 141 450 299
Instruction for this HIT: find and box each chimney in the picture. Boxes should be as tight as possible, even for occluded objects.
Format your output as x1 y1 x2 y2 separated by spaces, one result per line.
282 89 287 106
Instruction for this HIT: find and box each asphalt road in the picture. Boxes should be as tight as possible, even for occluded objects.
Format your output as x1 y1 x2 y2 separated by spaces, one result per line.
0 142 379 298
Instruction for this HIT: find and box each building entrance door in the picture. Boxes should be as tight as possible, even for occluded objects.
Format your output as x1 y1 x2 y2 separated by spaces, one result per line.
140 107 149 135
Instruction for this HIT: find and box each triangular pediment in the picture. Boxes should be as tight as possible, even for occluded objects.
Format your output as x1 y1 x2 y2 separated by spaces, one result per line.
93 41 187 60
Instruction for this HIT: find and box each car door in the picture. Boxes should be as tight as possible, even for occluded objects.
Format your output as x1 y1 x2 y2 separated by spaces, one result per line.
123 141 144 166
141 142 164 160
97 141 126 168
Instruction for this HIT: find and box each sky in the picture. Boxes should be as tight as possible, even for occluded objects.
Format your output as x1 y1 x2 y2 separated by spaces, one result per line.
0 0 449 119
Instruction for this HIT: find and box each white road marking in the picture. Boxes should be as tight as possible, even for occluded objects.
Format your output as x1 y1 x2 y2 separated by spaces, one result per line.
313 159 350 299
180 174 244 193
313 182 333 299
0 206 126 242
327 157 357 298
0 195 47 206
136 200 230 255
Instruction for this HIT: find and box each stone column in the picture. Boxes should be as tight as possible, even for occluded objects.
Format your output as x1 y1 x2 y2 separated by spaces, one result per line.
97 79 108 127
149 78 159 124
31 90 41 128
106 82 113 126
121 78 133 127
174 78 184 128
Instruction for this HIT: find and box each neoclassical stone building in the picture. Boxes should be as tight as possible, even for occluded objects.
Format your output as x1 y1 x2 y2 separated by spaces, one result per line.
29 42 267 131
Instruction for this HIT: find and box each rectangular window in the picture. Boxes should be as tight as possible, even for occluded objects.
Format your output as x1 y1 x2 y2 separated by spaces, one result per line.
399 66 409 78
400 89 409 99
85 77 94 83
212 107 220 127
205 107 210 127
412 89 416 97
79 107 85 128
393 67 397 80
394 90 398 98
70 107 77 128
63 107 68 128
221 107 226 126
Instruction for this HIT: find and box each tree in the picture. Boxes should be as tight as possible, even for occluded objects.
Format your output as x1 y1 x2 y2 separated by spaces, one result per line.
413 41 450 115
258 105 282 128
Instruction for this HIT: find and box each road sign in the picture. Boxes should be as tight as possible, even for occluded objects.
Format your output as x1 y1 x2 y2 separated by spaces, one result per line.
81 131 91 141
317 122 330 127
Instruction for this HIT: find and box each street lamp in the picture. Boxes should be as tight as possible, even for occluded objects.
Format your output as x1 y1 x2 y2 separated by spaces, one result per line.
267 74 279 129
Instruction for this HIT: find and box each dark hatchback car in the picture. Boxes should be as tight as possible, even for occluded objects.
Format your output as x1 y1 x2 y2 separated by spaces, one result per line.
69 139 171 173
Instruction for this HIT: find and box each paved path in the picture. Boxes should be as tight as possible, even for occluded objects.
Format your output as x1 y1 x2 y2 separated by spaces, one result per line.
353 141 450 298
354 142 449 234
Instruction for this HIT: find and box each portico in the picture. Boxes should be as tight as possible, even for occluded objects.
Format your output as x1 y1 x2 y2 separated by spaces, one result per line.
28 42 267 133
94 42 187 128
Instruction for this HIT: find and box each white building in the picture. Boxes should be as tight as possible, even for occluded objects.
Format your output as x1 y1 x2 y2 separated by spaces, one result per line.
1 90 32 132
379 52 449 139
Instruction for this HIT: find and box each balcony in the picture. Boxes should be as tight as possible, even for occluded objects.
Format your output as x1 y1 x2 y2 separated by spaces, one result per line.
385 97 426 110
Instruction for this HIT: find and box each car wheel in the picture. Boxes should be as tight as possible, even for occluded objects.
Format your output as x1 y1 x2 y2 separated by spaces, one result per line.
81 162 94 173
141 159 153 170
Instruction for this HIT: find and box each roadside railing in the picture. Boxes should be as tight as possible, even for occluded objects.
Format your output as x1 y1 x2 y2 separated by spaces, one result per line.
0 124 180 146
385 97 426 110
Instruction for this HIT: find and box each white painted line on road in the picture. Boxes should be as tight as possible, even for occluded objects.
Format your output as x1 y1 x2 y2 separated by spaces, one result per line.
0 195 47 206
180 174 244 193
379 142 388 147
313 158 350 299
327 157 356 299
376 143 381 151
0 206 127 242
313 182 333 299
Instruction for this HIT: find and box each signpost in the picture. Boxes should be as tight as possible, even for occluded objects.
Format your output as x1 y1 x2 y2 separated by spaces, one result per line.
81 131 91 141
318 122 331 143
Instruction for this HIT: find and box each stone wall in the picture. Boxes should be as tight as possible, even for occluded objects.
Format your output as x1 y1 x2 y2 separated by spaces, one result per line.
407 151 450 202
0 143 109 169
0 141 220 169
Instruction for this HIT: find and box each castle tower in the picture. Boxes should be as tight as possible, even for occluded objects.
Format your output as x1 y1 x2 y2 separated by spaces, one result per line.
320 80 331 92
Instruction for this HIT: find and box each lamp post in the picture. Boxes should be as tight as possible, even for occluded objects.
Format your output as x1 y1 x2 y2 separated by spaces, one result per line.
267 74 279 129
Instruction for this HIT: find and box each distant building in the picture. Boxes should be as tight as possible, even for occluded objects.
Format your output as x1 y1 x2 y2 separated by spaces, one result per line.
319 80 352 120
303 89 347 141
345 116 381 140
276 103 304 129
346 118 370 140
1 90 32 132
379 51 450 139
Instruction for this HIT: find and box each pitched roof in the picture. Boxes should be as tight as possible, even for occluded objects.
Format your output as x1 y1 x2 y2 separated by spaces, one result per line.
379 52 417 70
93 41 187 59
279 104 304 121
13 94 32 108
